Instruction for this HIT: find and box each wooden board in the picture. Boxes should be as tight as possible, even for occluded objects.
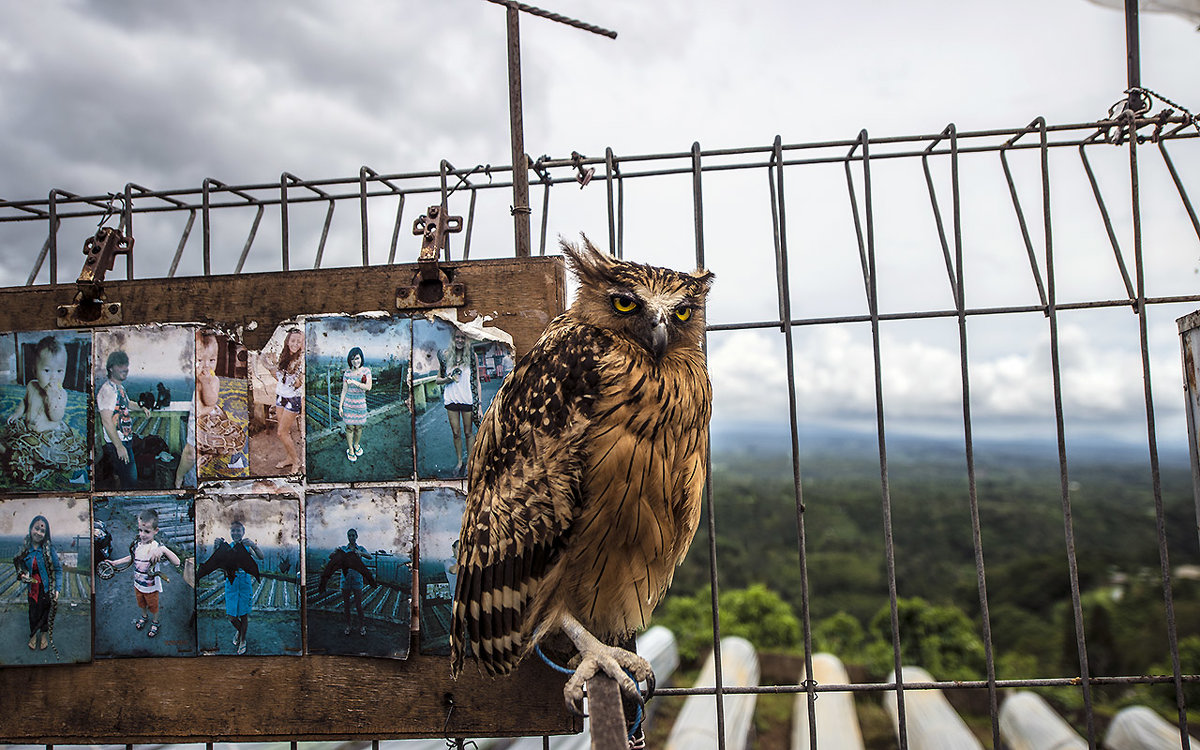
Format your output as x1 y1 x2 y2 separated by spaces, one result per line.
0 256 580 743
2 648 577 743
0 256 566 356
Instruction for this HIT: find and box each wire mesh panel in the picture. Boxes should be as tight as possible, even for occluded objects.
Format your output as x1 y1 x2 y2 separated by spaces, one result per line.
1 108 1198 748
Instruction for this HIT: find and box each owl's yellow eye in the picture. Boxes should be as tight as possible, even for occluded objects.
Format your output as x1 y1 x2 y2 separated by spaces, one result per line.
674 306 692 322
611 295 640 314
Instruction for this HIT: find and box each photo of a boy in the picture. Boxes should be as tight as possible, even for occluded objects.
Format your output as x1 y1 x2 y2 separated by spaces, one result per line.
94 496 196 658
194 490 302 657
305 487 413 659
107 508 180 639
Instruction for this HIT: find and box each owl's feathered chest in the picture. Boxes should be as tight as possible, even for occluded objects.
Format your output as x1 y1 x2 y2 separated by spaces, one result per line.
549 331 710 635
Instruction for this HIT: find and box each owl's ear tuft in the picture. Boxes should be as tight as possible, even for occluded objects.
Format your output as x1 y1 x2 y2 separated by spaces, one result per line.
688 268 715 293
560 233 618 285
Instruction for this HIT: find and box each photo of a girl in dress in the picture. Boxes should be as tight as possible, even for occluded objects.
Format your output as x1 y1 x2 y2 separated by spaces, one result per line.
339 346 371 463
0 496 92 666
304 316 412 483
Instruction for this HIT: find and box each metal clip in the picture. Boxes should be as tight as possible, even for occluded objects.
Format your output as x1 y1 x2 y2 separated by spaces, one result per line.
397 204 466 309
56 226 133 327
571 151 595 189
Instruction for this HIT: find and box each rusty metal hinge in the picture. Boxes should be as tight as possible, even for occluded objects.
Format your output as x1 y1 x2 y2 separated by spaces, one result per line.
56 226 133 327
397 204 466 310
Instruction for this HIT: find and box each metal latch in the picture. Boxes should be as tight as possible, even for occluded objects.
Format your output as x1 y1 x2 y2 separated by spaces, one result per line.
397 204 466 309
56 226 133 327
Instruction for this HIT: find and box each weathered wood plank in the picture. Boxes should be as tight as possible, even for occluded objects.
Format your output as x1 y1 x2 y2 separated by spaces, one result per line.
0 256 566 356
0 645 580 742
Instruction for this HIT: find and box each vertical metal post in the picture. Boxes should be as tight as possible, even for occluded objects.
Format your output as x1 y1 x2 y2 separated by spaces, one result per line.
1125 0 1144 112
506 4 532 258
1129 113 1191 747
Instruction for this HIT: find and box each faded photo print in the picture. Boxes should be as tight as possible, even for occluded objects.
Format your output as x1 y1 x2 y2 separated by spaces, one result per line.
249 324 305 478
0 330 91 492
194 486 301 656
93 325 195 491
418 486 466 656
0 495 92 666
305 487 414 659
195 328 250 481
413 316 514 479
93 494 196 658
305 317 413 483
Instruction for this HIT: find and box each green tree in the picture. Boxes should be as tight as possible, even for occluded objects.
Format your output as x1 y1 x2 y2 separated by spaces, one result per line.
654 591 714 665
866 597 986 681
812 611 866 661
718 583 801 652
654 584 801 665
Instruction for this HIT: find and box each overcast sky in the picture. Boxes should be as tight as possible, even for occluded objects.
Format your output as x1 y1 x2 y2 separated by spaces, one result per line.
1 0 1197 448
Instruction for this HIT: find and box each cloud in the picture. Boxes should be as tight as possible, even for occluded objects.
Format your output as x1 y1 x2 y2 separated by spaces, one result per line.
707 319 1182 441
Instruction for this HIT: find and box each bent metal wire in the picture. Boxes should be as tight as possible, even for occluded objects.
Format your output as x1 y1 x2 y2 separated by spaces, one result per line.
2 112 1199 750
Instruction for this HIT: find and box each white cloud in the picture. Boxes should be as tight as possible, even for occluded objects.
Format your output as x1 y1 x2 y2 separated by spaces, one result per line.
707 319 1185 442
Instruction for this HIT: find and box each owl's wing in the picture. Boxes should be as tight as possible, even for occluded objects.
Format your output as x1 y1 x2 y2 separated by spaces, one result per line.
450 319 609 678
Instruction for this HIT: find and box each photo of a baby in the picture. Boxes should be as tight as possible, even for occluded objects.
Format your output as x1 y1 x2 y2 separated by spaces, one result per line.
0 331 91 491
195 328 250 481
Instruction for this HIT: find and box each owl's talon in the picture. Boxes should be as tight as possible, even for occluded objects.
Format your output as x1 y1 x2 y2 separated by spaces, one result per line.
642 670 656 703
560 642 653 715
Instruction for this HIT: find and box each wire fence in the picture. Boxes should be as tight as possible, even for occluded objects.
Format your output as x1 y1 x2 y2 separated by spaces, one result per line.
2 105 1200 749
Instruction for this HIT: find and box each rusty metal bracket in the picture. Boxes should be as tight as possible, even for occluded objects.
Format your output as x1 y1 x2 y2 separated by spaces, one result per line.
397 204 466 309
56 226 133 327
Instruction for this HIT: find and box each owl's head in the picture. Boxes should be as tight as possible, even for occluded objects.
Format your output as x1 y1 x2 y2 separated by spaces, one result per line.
562 235 714 360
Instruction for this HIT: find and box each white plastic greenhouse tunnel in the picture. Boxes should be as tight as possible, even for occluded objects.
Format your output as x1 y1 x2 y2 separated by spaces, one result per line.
998 691 1086 750
884 666 982 750
791 652 865 750
1104 705 1199 750
663 636 760 750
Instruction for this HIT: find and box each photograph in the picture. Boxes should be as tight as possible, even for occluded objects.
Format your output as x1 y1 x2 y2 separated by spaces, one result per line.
0 330 91 492
304 316 413 483
1184 317 1200 502
194 484 301 656
249 323 305 478
417 486 466 656
93 494 196 658
305 487 414 659
412 316 514 479
195 327 250 481
0 495 92 666
93 325 196 491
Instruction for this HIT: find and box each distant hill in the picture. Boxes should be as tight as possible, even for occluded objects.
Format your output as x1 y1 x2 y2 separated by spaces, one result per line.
710 420 1194 471
675 419 1200 679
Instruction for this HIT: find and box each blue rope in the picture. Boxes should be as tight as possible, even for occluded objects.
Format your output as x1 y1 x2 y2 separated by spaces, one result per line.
533 645 645 741
535 644 575 675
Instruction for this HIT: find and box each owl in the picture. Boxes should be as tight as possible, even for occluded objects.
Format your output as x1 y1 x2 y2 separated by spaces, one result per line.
450 235 715 713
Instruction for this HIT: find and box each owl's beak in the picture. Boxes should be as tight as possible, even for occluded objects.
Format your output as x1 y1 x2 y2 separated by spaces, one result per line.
650 319 669 360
